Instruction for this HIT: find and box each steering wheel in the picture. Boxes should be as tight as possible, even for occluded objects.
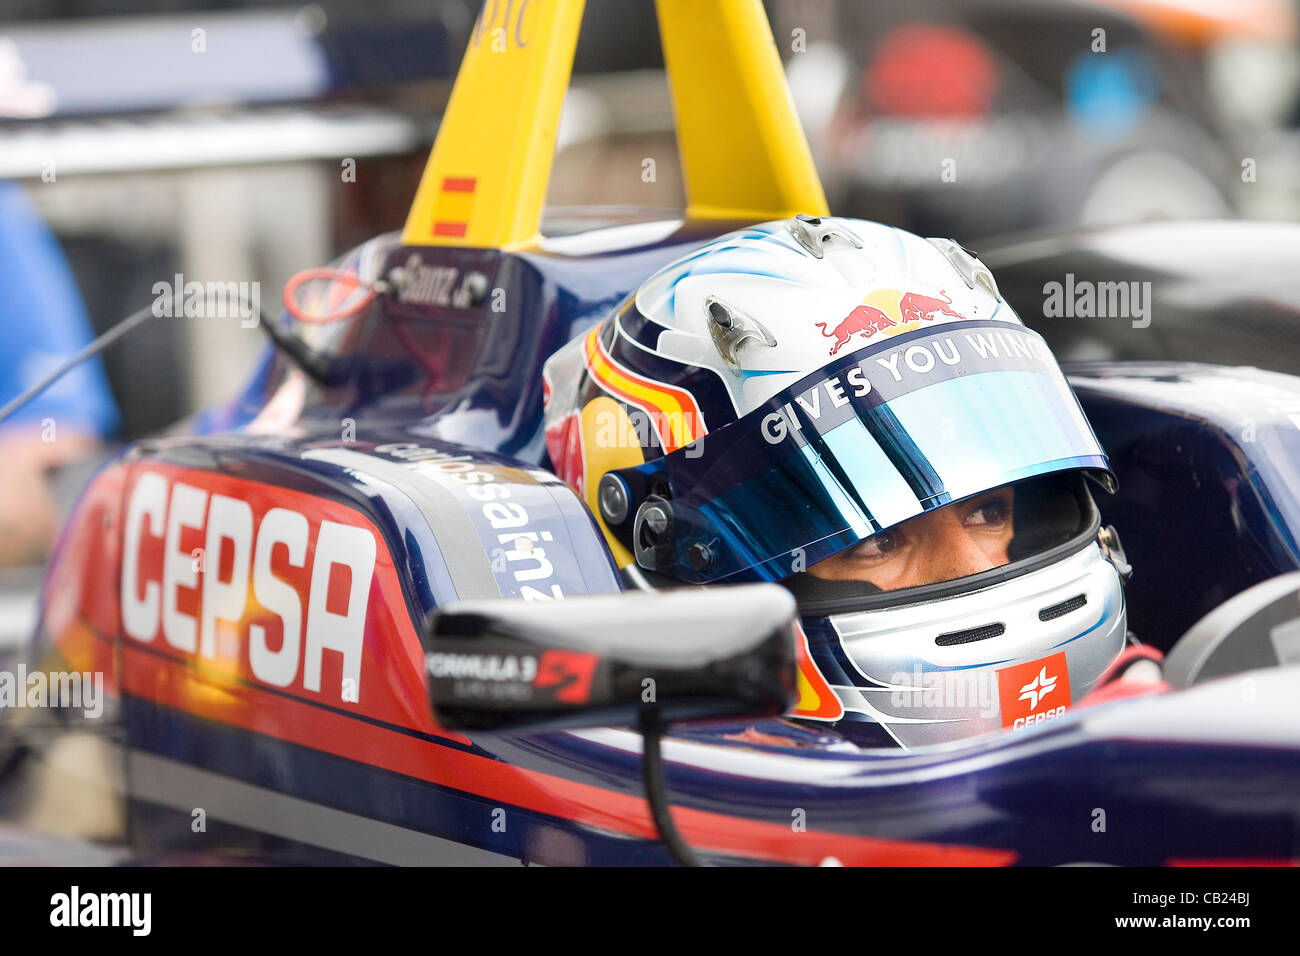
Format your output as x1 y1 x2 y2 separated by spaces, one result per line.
1163 571 1300 688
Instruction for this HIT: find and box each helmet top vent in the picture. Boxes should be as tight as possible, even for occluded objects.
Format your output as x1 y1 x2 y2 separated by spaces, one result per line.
788 214 864 260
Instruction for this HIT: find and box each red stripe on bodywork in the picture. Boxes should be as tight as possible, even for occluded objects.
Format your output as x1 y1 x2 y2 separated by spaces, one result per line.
121 643 1014 866
74 460 1015 866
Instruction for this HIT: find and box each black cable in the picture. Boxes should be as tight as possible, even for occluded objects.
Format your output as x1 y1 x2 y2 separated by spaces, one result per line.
257 315 353 387
638 710 705 867
0 302 159 427
0 292 361 429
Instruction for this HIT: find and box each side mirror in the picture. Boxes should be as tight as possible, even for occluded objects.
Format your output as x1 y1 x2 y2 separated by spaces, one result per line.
424 584 798 732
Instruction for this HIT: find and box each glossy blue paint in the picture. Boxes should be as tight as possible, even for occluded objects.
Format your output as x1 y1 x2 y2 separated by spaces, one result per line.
1069 363 1300 651
211 220 751 463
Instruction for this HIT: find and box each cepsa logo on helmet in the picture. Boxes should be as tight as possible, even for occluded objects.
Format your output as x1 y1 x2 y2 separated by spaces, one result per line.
119 465 380 704
996 653 1071 730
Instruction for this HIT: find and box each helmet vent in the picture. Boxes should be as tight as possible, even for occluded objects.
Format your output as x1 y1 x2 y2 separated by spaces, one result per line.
788 215 864 259
935 622 1005 646
1038 594 1087 622
926 237 1001 301
703 295 777 372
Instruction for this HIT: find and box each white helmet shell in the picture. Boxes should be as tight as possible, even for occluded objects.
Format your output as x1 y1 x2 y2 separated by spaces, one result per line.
633 217 1012 419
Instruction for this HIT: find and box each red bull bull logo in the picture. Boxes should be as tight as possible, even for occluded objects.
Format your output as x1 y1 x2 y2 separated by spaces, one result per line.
816 289 967 356
899 290 965 325
815 305 896 356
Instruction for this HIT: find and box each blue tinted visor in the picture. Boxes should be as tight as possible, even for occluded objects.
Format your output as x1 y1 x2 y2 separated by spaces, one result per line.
618 321 1114 584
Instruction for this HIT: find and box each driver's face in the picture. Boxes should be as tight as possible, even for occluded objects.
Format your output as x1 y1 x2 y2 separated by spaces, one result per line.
808 486 1015 590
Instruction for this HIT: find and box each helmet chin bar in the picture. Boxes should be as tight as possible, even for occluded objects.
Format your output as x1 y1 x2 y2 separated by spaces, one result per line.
811 540 1129 749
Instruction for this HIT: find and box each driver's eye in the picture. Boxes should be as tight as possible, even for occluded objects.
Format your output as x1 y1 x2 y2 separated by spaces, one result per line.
856 529 903 558
966 498 1011 527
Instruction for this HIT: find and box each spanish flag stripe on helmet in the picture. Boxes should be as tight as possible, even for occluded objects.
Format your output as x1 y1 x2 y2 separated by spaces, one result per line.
582 326 707 454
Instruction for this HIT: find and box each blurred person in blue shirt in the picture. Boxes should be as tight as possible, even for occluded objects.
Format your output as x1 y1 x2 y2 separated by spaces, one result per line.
0 181 120 565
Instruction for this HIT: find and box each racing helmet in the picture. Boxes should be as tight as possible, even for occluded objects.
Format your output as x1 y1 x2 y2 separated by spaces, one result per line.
541 216 1130 748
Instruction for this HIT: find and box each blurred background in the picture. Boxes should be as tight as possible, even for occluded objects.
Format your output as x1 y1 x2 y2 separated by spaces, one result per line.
2 0 1300 642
